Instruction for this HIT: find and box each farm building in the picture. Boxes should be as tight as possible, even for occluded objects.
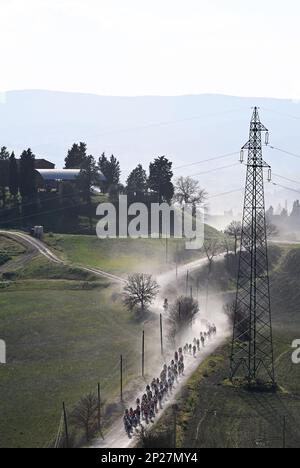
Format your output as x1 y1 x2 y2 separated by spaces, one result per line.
35 168 106 191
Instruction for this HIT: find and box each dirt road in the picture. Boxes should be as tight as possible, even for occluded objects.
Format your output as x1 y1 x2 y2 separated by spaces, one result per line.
0 230 230 449
0 230 126 284
92 252 230 449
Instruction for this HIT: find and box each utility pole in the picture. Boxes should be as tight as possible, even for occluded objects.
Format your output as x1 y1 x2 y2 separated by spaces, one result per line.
230 107 275 386
186 270 189 296
283 416 286 449
120 355 123 402
62 402 69 449
160 314 163 355
166 238 168 264
142 330 145 377
172 404 179 448
97 383 101 431
205 279 209 315
176 243 178 280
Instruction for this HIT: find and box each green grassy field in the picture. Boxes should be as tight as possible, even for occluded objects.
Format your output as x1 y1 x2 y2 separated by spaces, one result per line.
43 224 220 275
151 328 300 448
0 279 147 448
2 232 296 449
0 234 139 447
2 229 227 448
143 244 300 448
0 236 26 257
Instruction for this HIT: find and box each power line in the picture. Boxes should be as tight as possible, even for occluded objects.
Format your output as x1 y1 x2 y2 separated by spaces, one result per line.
189 162 240 177
30 107 250 151
230 107 276 385
271 181 300 195
3 189 83 211
95 107 249 137
0 200 90 226
272 173 300 187
242 159 300 193
261 107 300 121
174 151 239 171
269 145 300 161
207 187 244 199
240 162 300 188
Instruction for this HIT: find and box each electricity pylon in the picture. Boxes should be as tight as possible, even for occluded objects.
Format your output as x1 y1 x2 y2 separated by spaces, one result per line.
230 107 276 386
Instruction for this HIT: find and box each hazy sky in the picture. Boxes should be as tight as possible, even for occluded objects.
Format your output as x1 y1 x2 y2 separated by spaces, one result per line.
0 0 299 98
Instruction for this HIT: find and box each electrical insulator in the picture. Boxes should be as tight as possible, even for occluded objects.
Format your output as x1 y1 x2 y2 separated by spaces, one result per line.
240 149 244 163
265 131 269 146
267 168 272 182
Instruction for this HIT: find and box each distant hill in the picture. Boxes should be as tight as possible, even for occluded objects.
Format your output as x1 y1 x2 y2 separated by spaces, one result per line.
1 90 300 213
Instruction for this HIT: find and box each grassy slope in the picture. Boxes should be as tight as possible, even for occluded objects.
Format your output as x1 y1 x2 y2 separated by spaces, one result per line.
0 227 220 448
0 281 145 448
0 236 133 448
43 224 220 275
151 244 300 449
0 237 26 257
153 336 300 448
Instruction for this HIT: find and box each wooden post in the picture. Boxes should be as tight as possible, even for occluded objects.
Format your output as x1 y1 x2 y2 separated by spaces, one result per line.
172 404 179 448
142 330 145 377
176 243 178 280
120 355 123 402
205 281 209 314
166 238 168 264
97 383 101 431
186 270 189 295
62 402 69 449
174 411 177 449
160 314 163 355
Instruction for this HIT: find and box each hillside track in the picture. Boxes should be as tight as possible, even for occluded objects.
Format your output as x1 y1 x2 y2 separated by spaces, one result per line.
0 230 126 284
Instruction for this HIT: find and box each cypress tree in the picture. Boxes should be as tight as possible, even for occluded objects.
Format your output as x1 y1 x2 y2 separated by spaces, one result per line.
9 151 19 200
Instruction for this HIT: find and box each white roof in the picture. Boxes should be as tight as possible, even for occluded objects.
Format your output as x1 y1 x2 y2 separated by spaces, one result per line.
36 169 106 182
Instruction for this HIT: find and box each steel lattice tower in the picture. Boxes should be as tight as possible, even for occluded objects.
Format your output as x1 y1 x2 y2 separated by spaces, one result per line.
230 107 275 386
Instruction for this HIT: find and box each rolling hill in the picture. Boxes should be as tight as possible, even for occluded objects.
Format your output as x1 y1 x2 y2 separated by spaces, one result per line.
1 91 300 214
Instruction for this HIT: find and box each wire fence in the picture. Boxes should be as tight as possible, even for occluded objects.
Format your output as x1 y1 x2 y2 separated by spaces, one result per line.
189 407 300 449
46 350 138 448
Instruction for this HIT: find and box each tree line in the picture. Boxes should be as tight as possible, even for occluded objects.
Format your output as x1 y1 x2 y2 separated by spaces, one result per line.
64 142 176 204
0 147 36 208
0 141 207 233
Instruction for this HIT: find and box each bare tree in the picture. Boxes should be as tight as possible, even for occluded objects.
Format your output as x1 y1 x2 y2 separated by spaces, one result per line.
266 221 279 238
221 237 231 256
202 239 219 314
168 296 199 343
224 301 236 322
123 273 159 315
224 221 242 256
135 426 172 448
224 301 250 342
71 393 98 442
203 239 219 270
174 176 207 210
